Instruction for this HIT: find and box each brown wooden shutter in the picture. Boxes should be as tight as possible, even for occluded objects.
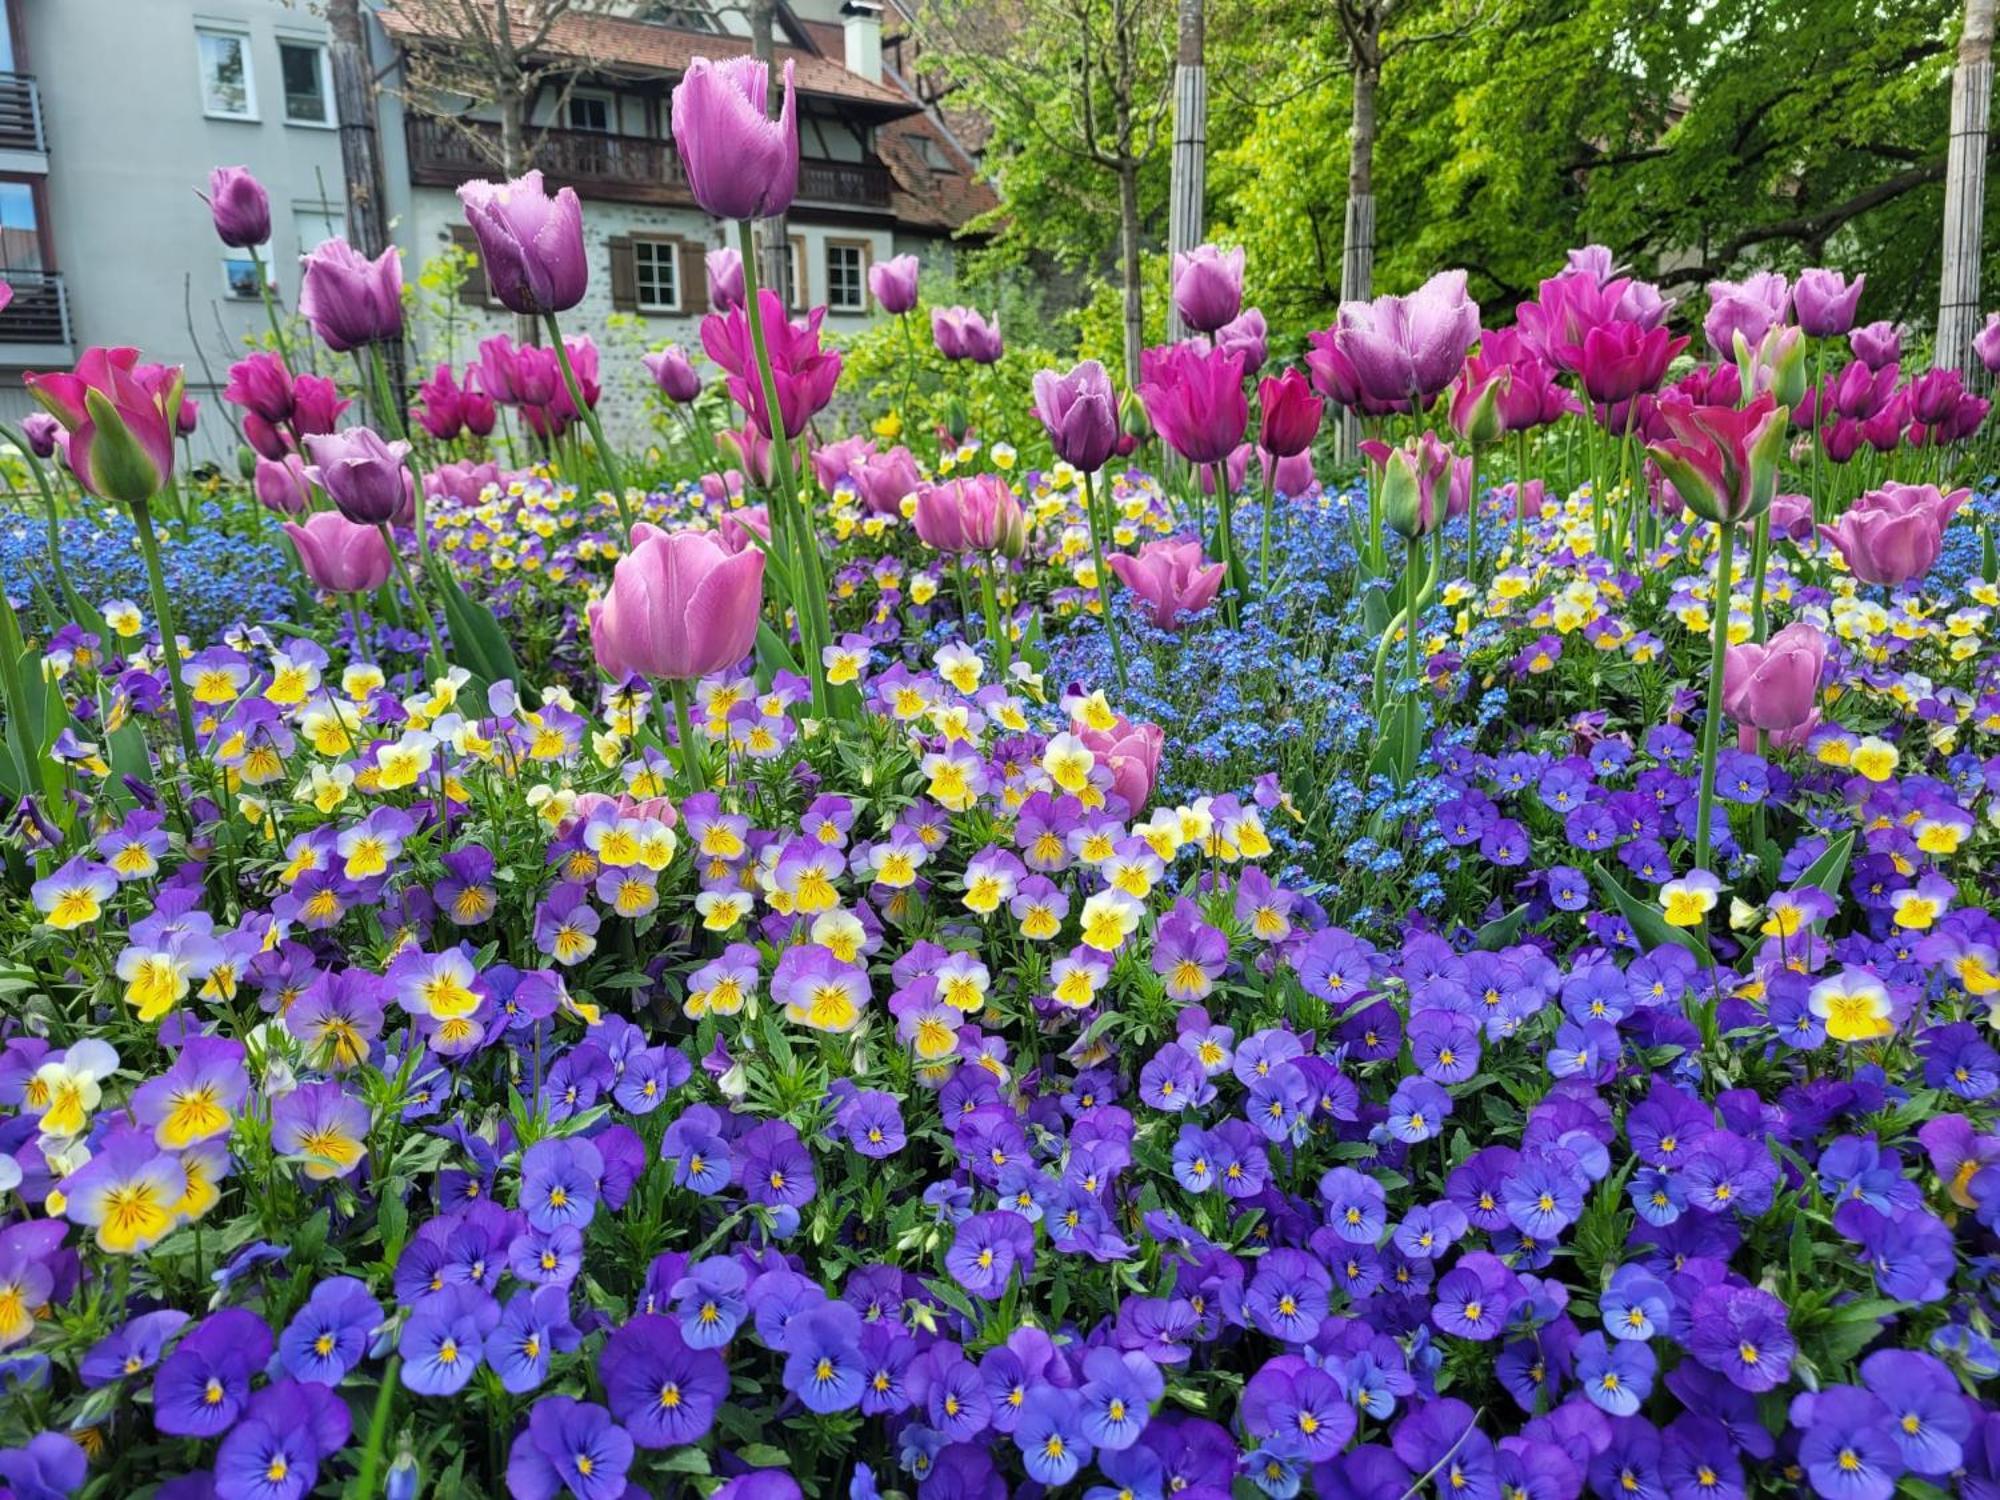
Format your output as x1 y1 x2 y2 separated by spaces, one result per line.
448 225 489 307
608 235 637 312
677 239 707 314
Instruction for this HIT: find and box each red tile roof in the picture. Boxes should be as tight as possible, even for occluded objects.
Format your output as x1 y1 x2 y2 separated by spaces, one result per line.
378 3 918 115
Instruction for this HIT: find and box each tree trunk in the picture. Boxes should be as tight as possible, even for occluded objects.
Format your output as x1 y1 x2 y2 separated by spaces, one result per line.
1337 31 1378 458
1938 0 1997 375
327 0 404 406
1119 159 1144 388
751 0 791 305
1165 0 1206 344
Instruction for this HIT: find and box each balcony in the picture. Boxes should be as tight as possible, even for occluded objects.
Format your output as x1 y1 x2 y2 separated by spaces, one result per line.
0 271 69 348
406 115 893 211
0 74 45 155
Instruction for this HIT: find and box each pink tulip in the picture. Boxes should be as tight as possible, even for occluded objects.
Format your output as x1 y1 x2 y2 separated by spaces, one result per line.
284 511 395 594
868 254 920 315
1263 449 1317 497
1817 482 1969 588
299 238 402 353
706 248 745 312
1723 621 1826 732
588 524 765 682
716 504 771 555
253 454 310 515
223 351 294 424
1077 715 1164 813
1171 244 1245 334
912 475 1022 555
853 446 922 517
456 169 588 316
24 347 180 505
1107 539 1224 630
811 434 876 493
643 345 702 404
426 460 503 508
414 363 466 441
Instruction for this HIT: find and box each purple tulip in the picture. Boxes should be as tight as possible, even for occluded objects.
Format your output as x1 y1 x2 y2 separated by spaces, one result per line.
1134 340 1248 465
1333 269 1481 410
1793 268 1865 338
932 305 1003 364
1848 319 1902 370
588 523 764 682
20 411 59 458
706 248 745 311
868 253 920 315
1702 272 1790 359
304 427 413 527
912 474 1023 556
207 165 270 249
456 170 587 316
299 238 403 352
644 345 703 403
852 446 921 517
1214 307 1268 373
1172 244 1245 333
253 454 310 515
1031 359 1120 473
1817 482 1969 587
670 56 798 222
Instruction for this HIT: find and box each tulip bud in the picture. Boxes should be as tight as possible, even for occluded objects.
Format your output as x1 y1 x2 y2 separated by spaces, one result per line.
1455 374 1506 449
997 502 1028 561
941 395 969 446
82 384 174 505
1754 325 1807 408
1380 450 1433 540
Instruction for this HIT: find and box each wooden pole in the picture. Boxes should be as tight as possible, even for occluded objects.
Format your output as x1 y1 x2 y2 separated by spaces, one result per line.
328 0 405 408
1165 0 1206 345
1938 0 1996 375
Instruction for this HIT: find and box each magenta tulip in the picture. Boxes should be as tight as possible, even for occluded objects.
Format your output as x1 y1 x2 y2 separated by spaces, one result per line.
414 363 467 442
222 351 293 425
1107 539 1224 630
207 166 270 249
1723 621 1827 732
704 290 842 438
706 248 745 312
1135 341 1248 466
642 346 701 404
868 254 920 315
299 239 403 352
1032 360 1120 473
285 511 395 594
671 56 798 221
1171 244 1245 333
1578 322 1687 406
1256 368 1324 458
588 524 765 682
24 347 180 505
1975 313 2000 377
457 170 587 316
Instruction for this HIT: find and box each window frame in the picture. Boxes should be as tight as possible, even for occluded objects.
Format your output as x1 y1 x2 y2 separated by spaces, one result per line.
276 36 335 128
293 199 346 256
565 88 615 135
0 174 52 273
824 237 870 314
629 235 683 315
195 24 258 122
220 255 263 301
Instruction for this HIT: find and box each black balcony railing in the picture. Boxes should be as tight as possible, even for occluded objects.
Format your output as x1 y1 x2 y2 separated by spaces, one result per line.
0 75 45 153
406 115 893 210
0 272 71 346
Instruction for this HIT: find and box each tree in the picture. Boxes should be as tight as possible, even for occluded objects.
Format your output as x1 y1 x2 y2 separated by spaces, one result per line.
914 0 1176 383
1938 0 1996 372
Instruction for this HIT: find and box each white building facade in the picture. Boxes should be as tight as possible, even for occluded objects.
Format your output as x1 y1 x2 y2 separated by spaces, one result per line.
0 0 991 448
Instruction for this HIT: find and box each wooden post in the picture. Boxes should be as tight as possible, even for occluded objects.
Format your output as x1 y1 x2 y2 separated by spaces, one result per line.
751 0 793 309
1165 0 1206 346
1938 0 1996 375
328 0 404 409
1337 17 1379 459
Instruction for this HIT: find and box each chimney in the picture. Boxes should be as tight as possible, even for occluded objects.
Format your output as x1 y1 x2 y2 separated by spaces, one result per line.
842 0 883 83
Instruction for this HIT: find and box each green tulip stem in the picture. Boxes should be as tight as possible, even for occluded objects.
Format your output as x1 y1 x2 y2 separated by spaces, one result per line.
1464 446 1482 586
1694 520 1736 874
1258 461 1276 597
544 311 633 541
6 433 81 619
246 245 294 368
1080 467 1128 691
978 559 1011 674
346 594 372 664
130 498 200 767
668 677 705 794
736 218 833 718
362 346 407 444
376 523 449 677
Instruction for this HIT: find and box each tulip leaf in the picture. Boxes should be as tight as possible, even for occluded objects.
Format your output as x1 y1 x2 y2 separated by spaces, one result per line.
1590 861 1714 967
1739 828 1855 967
1472 902 1533 951
754 619 802 689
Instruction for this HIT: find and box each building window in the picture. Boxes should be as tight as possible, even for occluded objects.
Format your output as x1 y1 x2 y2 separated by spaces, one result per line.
221 256 262 300
278 40 333 125
826 241 867 312
295 201 345 254
196 28 256 119
631 238 680 313
0 180 44 272
567 92 612 133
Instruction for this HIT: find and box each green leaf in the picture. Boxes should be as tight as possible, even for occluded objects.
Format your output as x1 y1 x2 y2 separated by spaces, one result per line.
1472 902 1532 950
